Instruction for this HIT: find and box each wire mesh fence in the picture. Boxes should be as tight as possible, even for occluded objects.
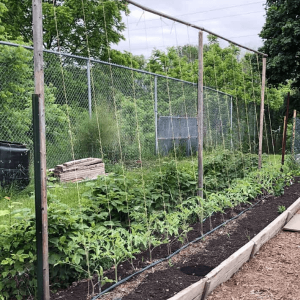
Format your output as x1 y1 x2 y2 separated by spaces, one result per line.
0 41 259 169
293 117 300 161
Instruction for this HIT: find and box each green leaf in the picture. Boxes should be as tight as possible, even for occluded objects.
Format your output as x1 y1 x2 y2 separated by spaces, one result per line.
0 210 10 217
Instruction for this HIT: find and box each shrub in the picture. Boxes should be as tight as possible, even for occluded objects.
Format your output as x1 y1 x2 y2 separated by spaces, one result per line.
74 105 118 160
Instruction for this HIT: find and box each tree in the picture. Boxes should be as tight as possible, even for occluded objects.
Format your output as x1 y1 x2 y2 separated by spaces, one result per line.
146 40 285 111
0 0 7 34
259 0 300 90
2 0 129 59
0 43 71 159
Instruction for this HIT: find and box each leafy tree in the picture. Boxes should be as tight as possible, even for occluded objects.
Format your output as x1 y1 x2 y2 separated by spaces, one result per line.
0 43 70 154
259 0 300 90
2 0 129 59
176 44 198 63
0 0 7 34
146 40 283 109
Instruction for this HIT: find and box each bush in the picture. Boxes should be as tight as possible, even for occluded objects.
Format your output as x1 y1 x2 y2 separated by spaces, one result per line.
74 105 118 160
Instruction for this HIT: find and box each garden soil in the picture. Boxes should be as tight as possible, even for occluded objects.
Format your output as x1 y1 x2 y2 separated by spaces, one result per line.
51 178 300 300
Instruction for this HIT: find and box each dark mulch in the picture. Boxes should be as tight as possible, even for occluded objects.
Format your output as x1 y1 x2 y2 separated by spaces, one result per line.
51 177 300 300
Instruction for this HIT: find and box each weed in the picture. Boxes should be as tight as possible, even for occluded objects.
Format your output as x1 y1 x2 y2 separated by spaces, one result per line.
277 205 286 214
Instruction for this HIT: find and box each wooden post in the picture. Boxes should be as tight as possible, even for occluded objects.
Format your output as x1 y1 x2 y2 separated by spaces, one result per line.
281 92 290 167
197 31 204 198
87 60 92 118
154 76 158 155
258 57 266 169
292 110 297 158
32 1 50 299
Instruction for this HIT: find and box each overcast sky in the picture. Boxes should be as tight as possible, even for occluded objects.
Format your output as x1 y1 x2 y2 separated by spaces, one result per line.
113 0 267 58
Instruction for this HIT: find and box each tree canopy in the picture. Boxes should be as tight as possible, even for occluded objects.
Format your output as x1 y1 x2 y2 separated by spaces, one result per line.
2 0 129 59
146 38 284 110
259 0 300 89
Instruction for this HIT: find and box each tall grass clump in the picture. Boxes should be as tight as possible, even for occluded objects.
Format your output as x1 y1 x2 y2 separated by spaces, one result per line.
74 105 117 160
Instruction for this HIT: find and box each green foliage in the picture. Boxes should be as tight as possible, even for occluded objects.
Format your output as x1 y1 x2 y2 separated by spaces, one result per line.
74 105 118 159
277 205 286 214
0 44 71 157
260 0 300 91
0 0 7 34
0 154 296 298
2 0 129 60
146 41 284 110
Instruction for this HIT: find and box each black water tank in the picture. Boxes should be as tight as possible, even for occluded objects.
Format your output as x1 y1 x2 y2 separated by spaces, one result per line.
0 141 30 188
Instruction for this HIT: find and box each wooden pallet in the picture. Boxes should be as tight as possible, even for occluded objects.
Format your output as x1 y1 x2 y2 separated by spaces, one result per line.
52 158 105 183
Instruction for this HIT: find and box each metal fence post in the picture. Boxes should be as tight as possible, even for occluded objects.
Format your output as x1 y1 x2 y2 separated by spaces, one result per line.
154 76 158 155
87 60 92 118
32 1 50 298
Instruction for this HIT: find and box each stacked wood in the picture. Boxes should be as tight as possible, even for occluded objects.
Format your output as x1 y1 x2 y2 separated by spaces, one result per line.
52 158 105 183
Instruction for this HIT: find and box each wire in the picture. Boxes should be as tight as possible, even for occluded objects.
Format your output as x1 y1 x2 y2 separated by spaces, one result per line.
127 1 265 25
126 11 264 32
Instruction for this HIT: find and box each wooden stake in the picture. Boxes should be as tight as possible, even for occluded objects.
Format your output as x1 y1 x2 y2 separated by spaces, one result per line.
281 92 290 167
32 1 50 299
197 31 204 199
258 57 266 169
282 116 286 145
292 110 297 157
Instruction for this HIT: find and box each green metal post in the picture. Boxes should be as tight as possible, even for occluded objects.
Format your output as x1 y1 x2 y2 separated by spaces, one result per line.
32 94 43 299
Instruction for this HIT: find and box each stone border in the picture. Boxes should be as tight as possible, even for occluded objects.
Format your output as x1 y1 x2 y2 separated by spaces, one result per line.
167 197 300 300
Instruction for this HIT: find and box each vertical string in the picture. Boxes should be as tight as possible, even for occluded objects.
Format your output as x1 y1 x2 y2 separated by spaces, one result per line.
230 45 247 178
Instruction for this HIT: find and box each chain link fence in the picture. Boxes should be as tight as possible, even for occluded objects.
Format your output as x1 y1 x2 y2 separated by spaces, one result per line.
0 41 258 168
293 117 300 162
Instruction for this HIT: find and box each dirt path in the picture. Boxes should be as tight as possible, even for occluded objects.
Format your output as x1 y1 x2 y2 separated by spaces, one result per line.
207 227 300 300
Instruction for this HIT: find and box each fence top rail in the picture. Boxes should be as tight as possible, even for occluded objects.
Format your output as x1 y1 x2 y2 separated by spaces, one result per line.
0 41 198 85
124 0 267 57
0 40 233 97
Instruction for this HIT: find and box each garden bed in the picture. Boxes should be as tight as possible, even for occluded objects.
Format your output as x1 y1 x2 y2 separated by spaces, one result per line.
51 177 300 300
206 224 300 299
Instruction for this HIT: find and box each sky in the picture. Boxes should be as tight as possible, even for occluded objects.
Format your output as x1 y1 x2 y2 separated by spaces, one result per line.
113 0 267 58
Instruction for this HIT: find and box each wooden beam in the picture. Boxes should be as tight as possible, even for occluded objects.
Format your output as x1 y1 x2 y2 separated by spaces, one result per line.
32 1 50 299
168 278 207 300
197 31 204 199
124 0 267 57
292 110 297 158
250 211 288 258
258 57 266 169
203 241 254 299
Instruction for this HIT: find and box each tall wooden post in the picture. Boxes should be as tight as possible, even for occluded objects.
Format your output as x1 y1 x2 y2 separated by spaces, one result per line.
292 110 297 158
197 31 204 198
281 92 290 167
154 76 158 155
32 1 50 299
258 57 266 169
87 60 92 118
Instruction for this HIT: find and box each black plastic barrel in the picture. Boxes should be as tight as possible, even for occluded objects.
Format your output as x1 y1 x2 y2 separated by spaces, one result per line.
0 141 30 188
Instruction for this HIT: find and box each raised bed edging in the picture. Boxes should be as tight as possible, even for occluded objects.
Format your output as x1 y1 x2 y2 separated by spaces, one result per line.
167 197 300 300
